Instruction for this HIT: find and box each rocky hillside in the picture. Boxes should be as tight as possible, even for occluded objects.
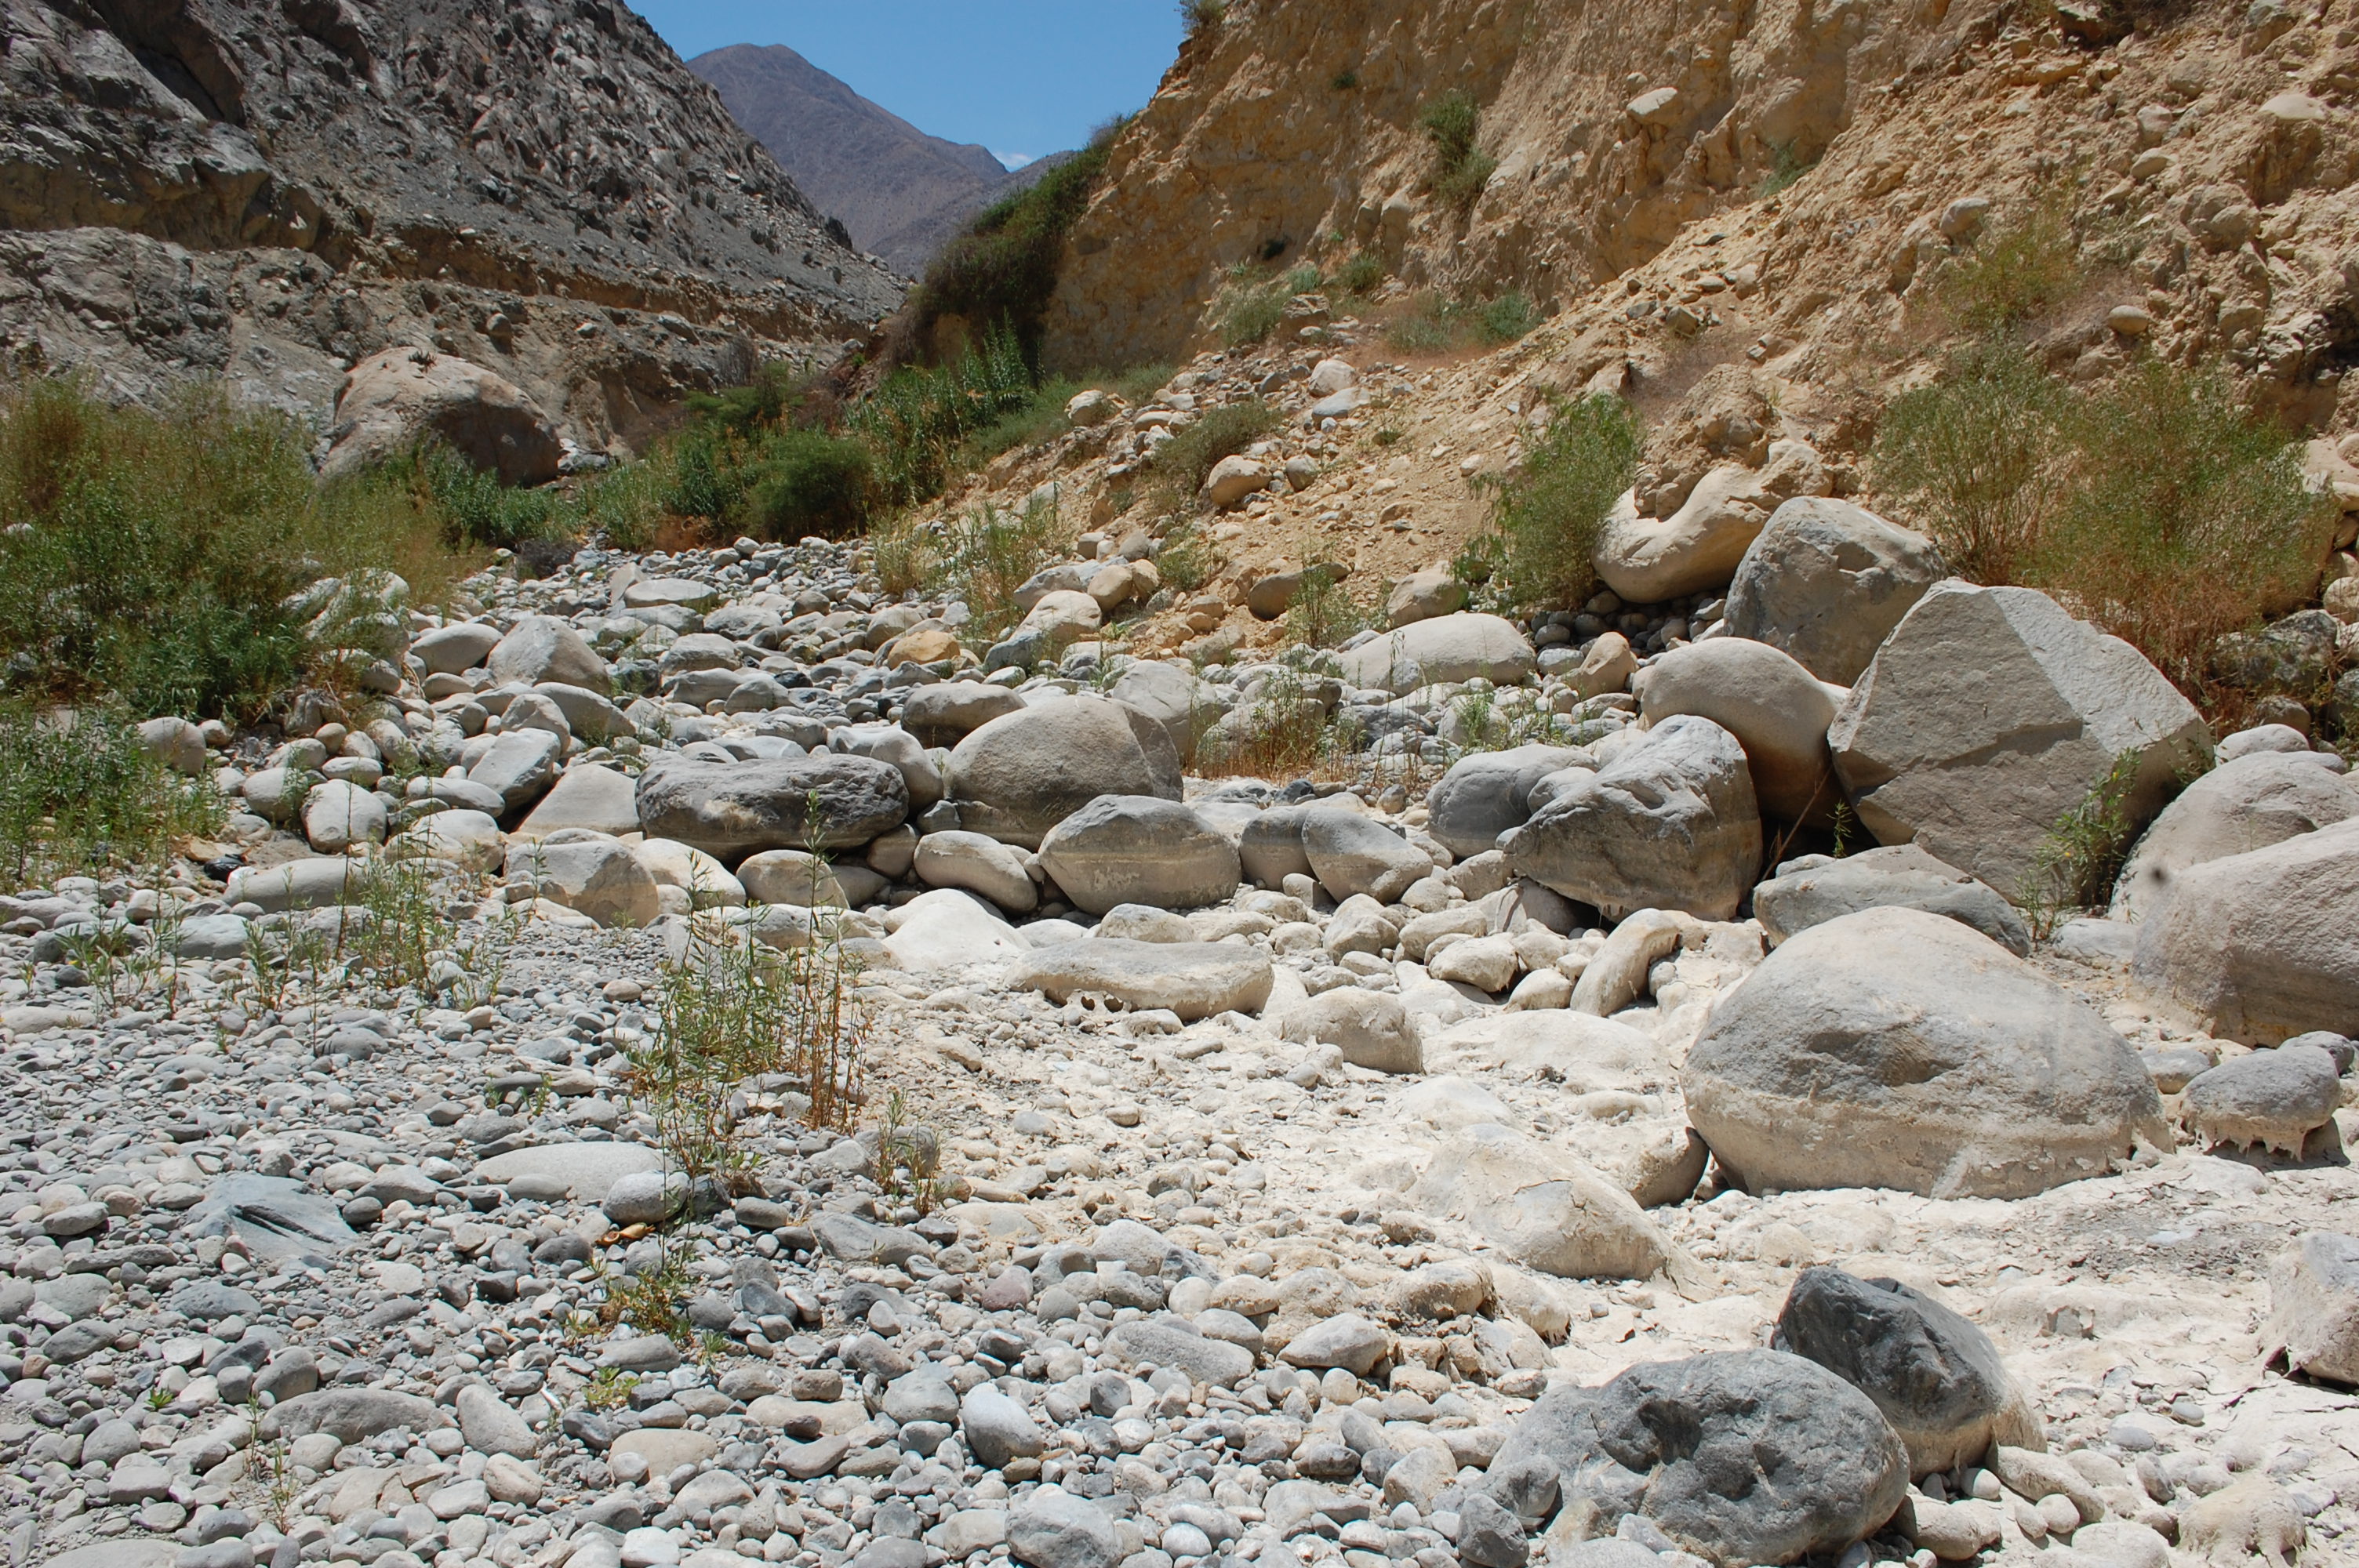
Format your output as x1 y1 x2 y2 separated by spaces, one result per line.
689 44 1051 278
1041 0 2359 447
0 0 900 455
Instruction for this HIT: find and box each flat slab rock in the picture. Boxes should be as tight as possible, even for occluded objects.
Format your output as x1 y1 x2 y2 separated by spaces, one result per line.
1006 938 1274 1022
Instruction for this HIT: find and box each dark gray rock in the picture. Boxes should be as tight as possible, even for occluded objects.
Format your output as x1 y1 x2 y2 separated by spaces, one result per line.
1724 498 1947 686
1753 844 2030 956
1454 1492 1529 1568
1772 1267 2040 1476
1009 1485 1122 1568
1036 796 1241 914
1491 1349 1909 1568
1301 808 1437 904
260 1388 453 1443
180 1174 358 1265
169 1283 262 1323
1426 745 1593 860
635 754 910 857
1238 805 1315 887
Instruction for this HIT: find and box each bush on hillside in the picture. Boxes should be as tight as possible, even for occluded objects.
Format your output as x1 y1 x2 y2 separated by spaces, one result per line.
856 324 1039 508
1150 398 1279 506
1421 90 1497 211
1461 394 1644 611
1874 347 2330 693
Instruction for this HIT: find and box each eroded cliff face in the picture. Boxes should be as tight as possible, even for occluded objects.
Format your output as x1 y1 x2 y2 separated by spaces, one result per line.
0 0 903 452
1041 0 2359 448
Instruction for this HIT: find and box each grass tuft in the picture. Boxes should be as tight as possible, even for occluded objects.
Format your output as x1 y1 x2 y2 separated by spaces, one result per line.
1421 90 1499 211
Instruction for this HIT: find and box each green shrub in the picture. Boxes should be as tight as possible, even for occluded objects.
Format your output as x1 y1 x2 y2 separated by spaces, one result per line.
1478 292 1539 345
1936 192 2085 331
909 120 1124 365
0 704 222 890
1757 142 1812 199
1467 394 1643 610
856 323 1039 508
0 378 451 717
968 377 1081 463
1332 252 1387 298
417 444 568 550
1875 348 2329 694
931 498 1069 638
1151 398 1278 505
1384 291 1539 354
1284 568 1369 649
1180 0 1227 35
1420 90 1498 210
1871 338 2067 585
740 428 873 540
580 454 673 552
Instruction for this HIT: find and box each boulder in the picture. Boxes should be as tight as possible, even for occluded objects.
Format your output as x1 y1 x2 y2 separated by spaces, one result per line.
515 764 642 840
487 615 611 694
1387 569 1467 629
535 684 631 743
1563 633 1637 701
322 348 560 487
1300 809 1434 903
1280 989 1423 1074
881 889 1029 973
1405 1124 1677 1280
1492 1351 1909 1568
899 682 1027 750
1773 1267 2041 1477
1238 805 1315 887
831 724 944 811
1338 614 1537 695
1020 590 1103 648
413 622 504 677
1503 715 1761 921
1724 498 1947 685
1752 846 2030 956
262 1388 454 1444
1427 744 1594 859
2113 753 2359 922
1828 583 2211 896
136 717 206 775
1106 660 1229 767
1101 1317 1254 1388
1009 1486 1121 1568
303 780 387 853
960 1386 1045 1470
2129 819 2359 1044
468 728 565 811
2181 1044 2343 1155
224 858 358 913
1036 797 1241 914
1595 459 1826 604
635 756 910 859
2264 1231 2359 1386
384 809 503 873
1007 939 1274 1022
914 832 1038 914
1204 456 1275 508
1683 908 2169 1198
505 836 662 928
946 695 1183 849
734 849 849 908
1634 639 1843 822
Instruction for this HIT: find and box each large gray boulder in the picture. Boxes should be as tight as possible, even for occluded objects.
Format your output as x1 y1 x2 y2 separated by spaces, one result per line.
2130 819 2359 1044
946 695 1182 849
1301 809 1434 903
1238 804 1315 887
413 622 503 676
1009 1486 1122 1568
322 348 560 487
2265 1232 2359 1386
1107 659 1230 766
487 615 610 694
1338 613 1536 695
503 836 661 928
1036 797 1241 915
2181 1044 2344 1156
1773 1267 2041 1478
2113 753 2359 922
1634 638 1844 822
1426 744 1594 859
1724 498 1947 685
1006 939 1273 1022
1492 1350 1909 1568
901 682 1027 750
634 755 910 859
1828 583 2211 898
468 728 565 811
1279 989 1423 1074
1503 715 1761 921
1752 845 2030 956
1685 908 2168 1198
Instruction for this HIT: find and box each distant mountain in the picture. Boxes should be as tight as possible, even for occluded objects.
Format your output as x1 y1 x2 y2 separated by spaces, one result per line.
689 43 1058 278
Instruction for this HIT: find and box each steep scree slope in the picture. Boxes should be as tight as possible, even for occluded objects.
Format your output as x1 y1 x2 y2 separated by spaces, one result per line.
0 0 902 452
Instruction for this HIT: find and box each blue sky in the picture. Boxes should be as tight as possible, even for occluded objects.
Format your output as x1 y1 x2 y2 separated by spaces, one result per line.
634 2 1186 169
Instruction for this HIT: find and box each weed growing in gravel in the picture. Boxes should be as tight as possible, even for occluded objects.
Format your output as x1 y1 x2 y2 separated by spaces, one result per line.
1383 292 1539 354
1216 264 1323 349
1153 519 1216 594
920 495 1070 639
0 705 222 892
1757 142 1813 199
1284 568 1372 649
597 1252 695 1344
583 1368 641 1410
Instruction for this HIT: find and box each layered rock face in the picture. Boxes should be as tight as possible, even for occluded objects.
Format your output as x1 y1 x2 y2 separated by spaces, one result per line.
0 0 900 451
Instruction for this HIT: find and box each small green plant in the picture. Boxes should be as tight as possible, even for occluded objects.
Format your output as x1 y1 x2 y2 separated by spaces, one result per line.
1757 142 1812 199
1332 69 1361 91
1383 292 1539 354
1830 800 1860 859
1871 337 2066 586
1151 399 1279 507
930 496 1070 640
1420 90 1498 211
1935 190 2086 332
1284 567 1370 649
1331 252 1387 298
1463 394 1644 612
1180 0 1227 37
245 1394 298 1528
147 1386 174 1412
856 324 1040 509
1154 519 1216 593
0 705 224 891
874 1087 943 1214
599 1251 695 1345
582 1367 642 1410
416 444 568 551
2019 753 2145 940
